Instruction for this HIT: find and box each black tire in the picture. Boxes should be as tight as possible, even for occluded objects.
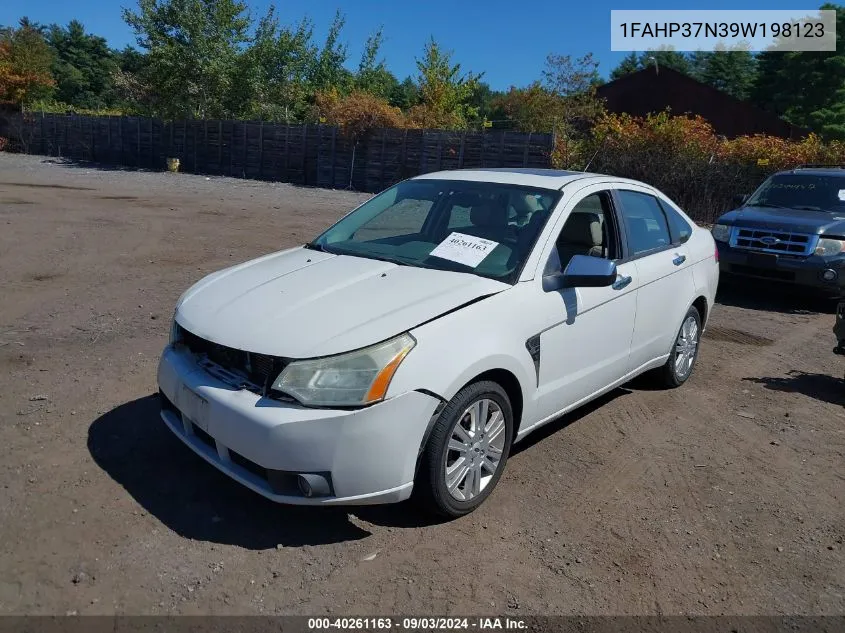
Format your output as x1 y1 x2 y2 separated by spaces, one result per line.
414 380 514 518
656 305 702 388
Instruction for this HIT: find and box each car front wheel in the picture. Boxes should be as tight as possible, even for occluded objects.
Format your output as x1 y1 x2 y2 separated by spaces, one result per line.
415 381 514 518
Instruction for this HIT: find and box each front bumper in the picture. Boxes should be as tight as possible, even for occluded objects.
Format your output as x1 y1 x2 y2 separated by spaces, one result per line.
157 345 440 505
717 242 845 292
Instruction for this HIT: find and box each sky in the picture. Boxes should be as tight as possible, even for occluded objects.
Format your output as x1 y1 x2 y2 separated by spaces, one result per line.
0 0 828 89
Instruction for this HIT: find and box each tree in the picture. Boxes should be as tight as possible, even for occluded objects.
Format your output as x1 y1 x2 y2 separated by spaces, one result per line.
688 47 757 100
641 48 692 75
310 10 351 93
388 75 419 109
355 27 398 99
542 53 600 96
0 18 55 105
609 52 639 80
751 4 845 138
122 0 251 119
46 20 119 109
468 81 502 124
227 6 316 121
409 37 481 129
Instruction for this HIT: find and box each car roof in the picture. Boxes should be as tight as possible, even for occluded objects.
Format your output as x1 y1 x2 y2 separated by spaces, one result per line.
411 168 646 191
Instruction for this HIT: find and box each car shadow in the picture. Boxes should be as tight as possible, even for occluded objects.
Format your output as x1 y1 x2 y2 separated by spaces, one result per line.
716 278 838 315
510 388 630 456
87 394 443 549
742 370 845 407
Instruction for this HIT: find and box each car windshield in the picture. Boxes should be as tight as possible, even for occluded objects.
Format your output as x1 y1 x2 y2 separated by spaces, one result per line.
746 173 845 211
310 179 561 283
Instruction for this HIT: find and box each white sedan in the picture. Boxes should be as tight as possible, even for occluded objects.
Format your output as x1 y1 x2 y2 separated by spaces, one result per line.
158 169 719 517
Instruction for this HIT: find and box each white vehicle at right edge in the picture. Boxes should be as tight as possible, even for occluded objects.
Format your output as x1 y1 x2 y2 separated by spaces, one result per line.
158 169 719 518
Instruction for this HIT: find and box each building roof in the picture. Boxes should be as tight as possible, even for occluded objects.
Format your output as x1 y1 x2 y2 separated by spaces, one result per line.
596 66 808 139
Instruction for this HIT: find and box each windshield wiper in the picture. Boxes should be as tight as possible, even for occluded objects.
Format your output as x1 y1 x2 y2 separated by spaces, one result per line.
790 205 823 211
747 202 782 208
303 241 327 252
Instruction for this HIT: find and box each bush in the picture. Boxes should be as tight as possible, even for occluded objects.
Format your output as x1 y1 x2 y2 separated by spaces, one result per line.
315 89 405 139
555 110 845 224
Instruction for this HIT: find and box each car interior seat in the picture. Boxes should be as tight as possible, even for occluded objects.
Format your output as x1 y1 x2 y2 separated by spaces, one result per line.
557 212 604 270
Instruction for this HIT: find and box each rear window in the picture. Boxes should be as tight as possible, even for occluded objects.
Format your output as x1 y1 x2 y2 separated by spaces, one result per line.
659 200 692 244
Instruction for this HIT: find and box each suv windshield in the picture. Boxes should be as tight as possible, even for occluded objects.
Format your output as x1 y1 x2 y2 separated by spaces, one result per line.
746 173 845 211
310 179 561 283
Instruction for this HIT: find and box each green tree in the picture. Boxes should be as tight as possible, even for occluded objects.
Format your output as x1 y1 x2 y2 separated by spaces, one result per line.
609 52 639 80
46 20 119 109
751 4 845 138
122 0 251 119
388 75 419 109
608 49 692 79
310 10 351 93
355 27 398 99
639 48 692 75
409 37 481 128
228 6 316 121
689 47 757 100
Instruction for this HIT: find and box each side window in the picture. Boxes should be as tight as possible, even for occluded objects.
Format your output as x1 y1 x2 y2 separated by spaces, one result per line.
616 190 671 256
547 191 618 274
658 199 692 244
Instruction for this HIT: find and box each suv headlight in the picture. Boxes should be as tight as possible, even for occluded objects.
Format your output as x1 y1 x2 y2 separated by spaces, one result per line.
815 238 845 257
711 224 731 242
272 333 416 407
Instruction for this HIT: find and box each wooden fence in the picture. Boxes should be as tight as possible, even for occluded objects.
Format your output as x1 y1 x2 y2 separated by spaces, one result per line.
1 113 555 193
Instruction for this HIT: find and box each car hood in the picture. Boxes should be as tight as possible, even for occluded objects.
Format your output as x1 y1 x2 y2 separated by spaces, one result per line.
719 206 845 235
174 247 508 358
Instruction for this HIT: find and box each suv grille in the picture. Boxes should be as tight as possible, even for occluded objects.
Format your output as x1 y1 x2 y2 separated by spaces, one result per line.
176 325 287 395
731 227 816 256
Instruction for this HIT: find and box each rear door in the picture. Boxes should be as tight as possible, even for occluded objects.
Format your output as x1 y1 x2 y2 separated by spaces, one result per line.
613 187 695 372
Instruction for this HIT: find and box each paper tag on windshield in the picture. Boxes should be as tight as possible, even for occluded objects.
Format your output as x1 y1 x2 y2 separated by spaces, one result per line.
429 232 499 268
838 189 845 201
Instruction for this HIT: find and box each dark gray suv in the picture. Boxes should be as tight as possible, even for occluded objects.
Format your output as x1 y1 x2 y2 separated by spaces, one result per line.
713 166 845 295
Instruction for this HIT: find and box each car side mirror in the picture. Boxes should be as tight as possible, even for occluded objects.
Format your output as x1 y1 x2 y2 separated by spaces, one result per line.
542 255 617 292
732 193 749 206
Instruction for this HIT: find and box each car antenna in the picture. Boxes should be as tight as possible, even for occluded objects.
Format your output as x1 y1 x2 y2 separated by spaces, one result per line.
582 136 607 172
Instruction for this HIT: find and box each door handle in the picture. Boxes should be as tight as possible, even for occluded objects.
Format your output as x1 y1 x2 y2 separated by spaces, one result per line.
673 254 687 266
612 275 632 290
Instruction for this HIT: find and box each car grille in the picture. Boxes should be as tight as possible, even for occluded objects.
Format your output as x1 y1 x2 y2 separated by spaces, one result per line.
730 227 816 256
176 325 288 396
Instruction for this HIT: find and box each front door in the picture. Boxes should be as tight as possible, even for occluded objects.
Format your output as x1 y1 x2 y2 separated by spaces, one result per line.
531 186 638 427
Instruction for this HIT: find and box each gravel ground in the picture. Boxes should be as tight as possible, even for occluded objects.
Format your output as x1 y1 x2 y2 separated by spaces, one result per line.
0 153 843 616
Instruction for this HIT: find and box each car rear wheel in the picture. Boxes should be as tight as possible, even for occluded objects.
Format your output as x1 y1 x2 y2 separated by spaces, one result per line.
415 381 514 518
657 305 701 388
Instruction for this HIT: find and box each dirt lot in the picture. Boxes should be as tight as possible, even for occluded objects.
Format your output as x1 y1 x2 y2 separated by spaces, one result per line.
0 153 843 616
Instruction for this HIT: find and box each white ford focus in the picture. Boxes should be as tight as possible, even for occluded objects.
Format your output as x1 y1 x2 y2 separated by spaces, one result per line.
158 169 718 517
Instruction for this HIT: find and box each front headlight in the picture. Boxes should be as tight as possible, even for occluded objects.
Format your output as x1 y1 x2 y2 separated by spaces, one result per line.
815 238 845 257
711 224 731 242
272 333 416 407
